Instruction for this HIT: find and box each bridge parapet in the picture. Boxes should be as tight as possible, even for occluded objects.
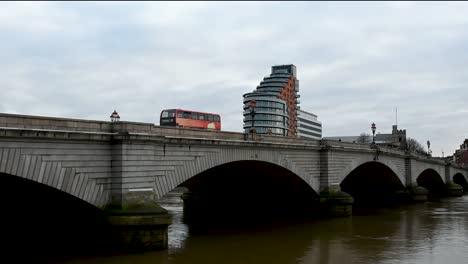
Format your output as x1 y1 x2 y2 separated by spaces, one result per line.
321 139 450 165
0 113 321 146
407 153 447 166
0 113 112 132
0 113 459 168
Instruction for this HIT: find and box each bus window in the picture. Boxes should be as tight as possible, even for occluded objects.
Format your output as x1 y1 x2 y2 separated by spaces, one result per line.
177 112 183 118
160 109 176 126
198 114 205 120
208 115 214 122
161 110 175 118
183 112 191 118
214 115 220 122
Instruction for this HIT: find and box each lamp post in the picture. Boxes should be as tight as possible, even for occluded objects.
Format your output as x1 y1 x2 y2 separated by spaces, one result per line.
427 140 431 156
110 110 120 122
248 100 256 134
371 122 376 144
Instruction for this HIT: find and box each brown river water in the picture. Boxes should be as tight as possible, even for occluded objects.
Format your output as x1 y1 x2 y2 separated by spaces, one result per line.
41 190 468 264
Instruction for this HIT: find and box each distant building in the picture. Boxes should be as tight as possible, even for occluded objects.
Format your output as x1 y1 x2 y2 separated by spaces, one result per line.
243 64 299 136
297 109 322 140
323 124 407 149
375 125 407 149
454 139 468 167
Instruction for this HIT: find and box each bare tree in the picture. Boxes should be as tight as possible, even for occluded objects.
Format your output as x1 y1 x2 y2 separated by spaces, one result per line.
356 132 372 144
406 137 427 155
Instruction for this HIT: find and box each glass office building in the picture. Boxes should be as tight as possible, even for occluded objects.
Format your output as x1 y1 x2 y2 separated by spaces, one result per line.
243 65 300 136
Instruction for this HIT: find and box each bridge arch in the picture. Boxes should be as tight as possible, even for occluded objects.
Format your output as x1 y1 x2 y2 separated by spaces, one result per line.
453 173 468 191
181 160 317 192
340 161 405 204
181 160 319 220
338 156 405 187
416 169 445 197
0 172 112 255
0 149 108 208
162 148 316 198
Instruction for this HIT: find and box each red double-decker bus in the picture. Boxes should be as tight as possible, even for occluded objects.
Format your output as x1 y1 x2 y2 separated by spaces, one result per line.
160 109 221 130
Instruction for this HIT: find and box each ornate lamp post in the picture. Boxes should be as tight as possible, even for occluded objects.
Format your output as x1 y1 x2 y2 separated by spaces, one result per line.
248 100 257 134
371 122 376 144
110 110 120 122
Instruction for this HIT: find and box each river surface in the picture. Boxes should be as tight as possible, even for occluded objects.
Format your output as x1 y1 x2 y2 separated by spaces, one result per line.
41 191 468 264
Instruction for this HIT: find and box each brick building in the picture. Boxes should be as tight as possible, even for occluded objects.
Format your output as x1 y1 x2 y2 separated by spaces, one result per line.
455 139 468 167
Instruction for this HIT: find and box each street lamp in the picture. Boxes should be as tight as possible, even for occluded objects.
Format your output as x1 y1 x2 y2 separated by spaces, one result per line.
371 122 376 144
248 100 256 133
110 110 120 122
427 140 431 156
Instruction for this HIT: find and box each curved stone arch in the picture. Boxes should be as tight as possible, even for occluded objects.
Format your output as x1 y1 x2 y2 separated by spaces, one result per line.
453 171 468 182
162 147 315 198
415 168 445 192
0 148 108 208
337 155 405 187
416 168 443 178
453 172 468 190
413 163 445 184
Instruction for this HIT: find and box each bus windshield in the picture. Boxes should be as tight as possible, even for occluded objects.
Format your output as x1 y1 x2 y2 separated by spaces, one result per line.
161 110 175 118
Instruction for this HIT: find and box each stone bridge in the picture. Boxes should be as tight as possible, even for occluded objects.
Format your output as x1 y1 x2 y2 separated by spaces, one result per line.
1 113 467 250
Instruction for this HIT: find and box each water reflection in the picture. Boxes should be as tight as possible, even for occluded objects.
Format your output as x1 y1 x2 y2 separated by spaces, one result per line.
42 192 468 264
163 191 468 264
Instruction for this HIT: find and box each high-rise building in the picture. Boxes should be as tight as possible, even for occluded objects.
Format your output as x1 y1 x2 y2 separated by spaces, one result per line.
243 64 299 136
297 109 322 140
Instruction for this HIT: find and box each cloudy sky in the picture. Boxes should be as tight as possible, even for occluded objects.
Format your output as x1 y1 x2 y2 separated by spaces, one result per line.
1 1 467 157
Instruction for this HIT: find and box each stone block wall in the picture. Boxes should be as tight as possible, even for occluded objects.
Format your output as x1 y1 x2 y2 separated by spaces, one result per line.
0 113 112 132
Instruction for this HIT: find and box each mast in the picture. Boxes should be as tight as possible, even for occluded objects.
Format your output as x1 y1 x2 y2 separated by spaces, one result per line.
395 107 398 126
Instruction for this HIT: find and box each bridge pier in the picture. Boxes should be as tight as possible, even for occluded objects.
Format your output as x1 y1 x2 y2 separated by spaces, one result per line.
454 182 468 192
445 182 463 197
406 186 429 202
105 190 171 251
403 182 463 202
319 185 353 217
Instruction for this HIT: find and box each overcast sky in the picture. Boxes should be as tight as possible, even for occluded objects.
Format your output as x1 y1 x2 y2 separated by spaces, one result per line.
1 2 467 157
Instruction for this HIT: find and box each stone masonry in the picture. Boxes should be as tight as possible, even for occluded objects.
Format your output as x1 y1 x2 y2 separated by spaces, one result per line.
1 113 468 250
